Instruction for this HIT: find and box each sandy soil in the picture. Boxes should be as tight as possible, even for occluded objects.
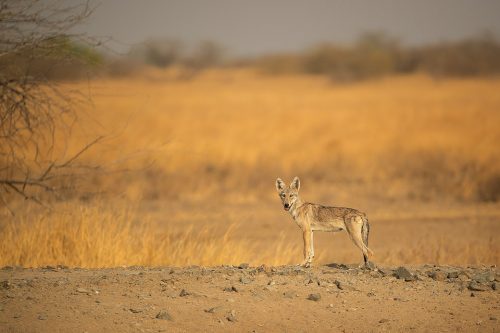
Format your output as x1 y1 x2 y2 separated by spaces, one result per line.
0 264 498 333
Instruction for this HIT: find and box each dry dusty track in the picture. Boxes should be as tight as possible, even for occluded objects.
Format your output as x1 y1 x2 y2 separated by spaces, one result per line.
1 264 499 332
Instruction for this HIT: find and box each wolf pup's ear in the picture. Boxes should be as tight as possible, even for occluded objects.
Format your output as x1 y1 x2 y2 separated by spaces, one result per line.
290 176 300 191
276 178 285 192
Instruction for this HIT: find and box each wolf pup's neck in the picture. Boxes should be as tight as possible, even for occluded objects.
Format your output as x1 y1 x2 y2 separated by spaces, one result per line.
289 196 304 219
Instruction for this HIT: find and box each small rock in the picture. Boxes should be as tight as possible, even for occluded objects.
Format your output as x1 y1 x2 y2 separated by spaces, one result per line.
468 282 489 292
490 316 497 321
224 286 238 292
38 314 48 320
179 289 190 297
226 310 237 322
328 263 349 270
377 267 393 277
307 293 321 301
1 280 12 289
447 271 459 279
335 280 357 291
238 263 249 269
268 280 276 286
473 271 495 283
364 261 376 270
240 276 252 284
155 311 172 321
492 282 498 290
205 306 224 314
129 308 142 313
458 273 470 282
394 267 415 281
429 271 447 281
379 319 389 323
76 288 89 294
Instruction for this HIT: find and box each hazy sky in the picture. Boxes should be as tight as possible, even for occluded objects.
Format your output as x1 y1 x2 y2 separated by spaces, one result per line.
75 0 500 56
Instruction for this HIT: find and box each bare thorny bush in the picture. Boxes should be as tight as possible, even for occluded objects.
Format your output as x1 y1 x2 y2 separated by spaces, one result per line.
0 0 102 213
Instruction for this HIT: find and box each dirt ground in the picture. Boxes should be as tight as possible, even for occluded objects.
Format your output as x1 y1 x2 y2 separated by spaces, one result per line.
1 264 498 333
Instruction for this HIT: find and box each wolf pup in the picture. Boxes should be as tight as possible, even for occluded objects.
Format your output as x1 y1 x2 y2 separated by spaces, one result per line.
276 177 373 267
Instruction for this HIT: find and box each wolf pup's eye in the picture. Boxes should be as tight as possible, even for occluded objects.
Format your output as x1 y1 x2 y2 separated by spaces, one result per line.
281 193 285 198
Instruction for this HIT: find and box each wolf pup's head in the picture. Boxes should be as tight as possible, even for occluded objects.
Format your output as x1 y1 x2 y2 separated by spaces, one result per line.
275 177 300 211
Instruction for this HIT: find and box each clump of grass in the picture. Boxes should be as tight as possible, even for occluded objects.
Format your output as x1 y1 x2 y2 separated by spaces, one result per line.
0 204 299 268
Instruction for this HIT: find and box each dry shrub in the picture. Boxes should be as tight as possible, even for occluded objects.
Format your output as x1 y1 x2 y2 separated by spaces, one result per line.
0 204 299 268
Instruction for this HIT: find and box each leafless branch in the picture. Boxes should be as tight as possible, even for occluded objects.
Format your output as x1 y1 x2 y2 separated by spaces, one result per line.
0 0 102 211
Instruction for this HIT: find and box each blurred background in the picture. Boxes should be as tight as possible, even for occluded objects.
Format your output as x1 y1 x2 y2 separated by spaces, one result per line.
1 0 499 268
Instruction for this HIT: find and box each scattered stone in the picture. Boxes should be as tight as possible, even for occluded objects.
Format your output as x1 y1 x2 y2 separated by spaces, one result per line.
394 267 415 281
447 271 459 279
328 304 334 308
226 310 237 322
327 263 349 270
239 276 252 284
473 271 495 283
76 288 89 294
377 267 393 277
429 271 447 281
1 280 12 289
238 263 249 269
490 316 497 321
492 282 498 290
335 280 357 291
205 306 224 314
458 273 470 282
369 271 383 278
379 319 389 323
179 289 190 297
129 308 142 313
468 282 489 292
470 292 476 297
283 291 296 299
38 314 48 320
367 292 376 297
224 286 238 292
268 280 276 286
155 311 172 321
364 261 376 270
307 293 321 301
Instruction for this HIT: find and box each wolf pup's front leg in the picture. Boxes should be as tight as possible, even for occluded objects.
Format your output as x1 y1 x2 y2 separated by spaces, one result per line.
301 229 313 267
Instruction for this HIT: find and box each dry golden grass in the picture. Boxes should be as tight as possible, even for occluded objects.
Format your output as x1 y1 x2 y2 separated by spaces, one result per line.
2 69 500 267
0 204 300 268
55 69 500 203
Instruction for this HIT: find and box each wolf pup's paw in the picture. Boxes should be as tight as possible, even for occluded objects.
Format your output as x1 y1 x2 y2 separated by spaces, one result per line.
300 260 312 268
